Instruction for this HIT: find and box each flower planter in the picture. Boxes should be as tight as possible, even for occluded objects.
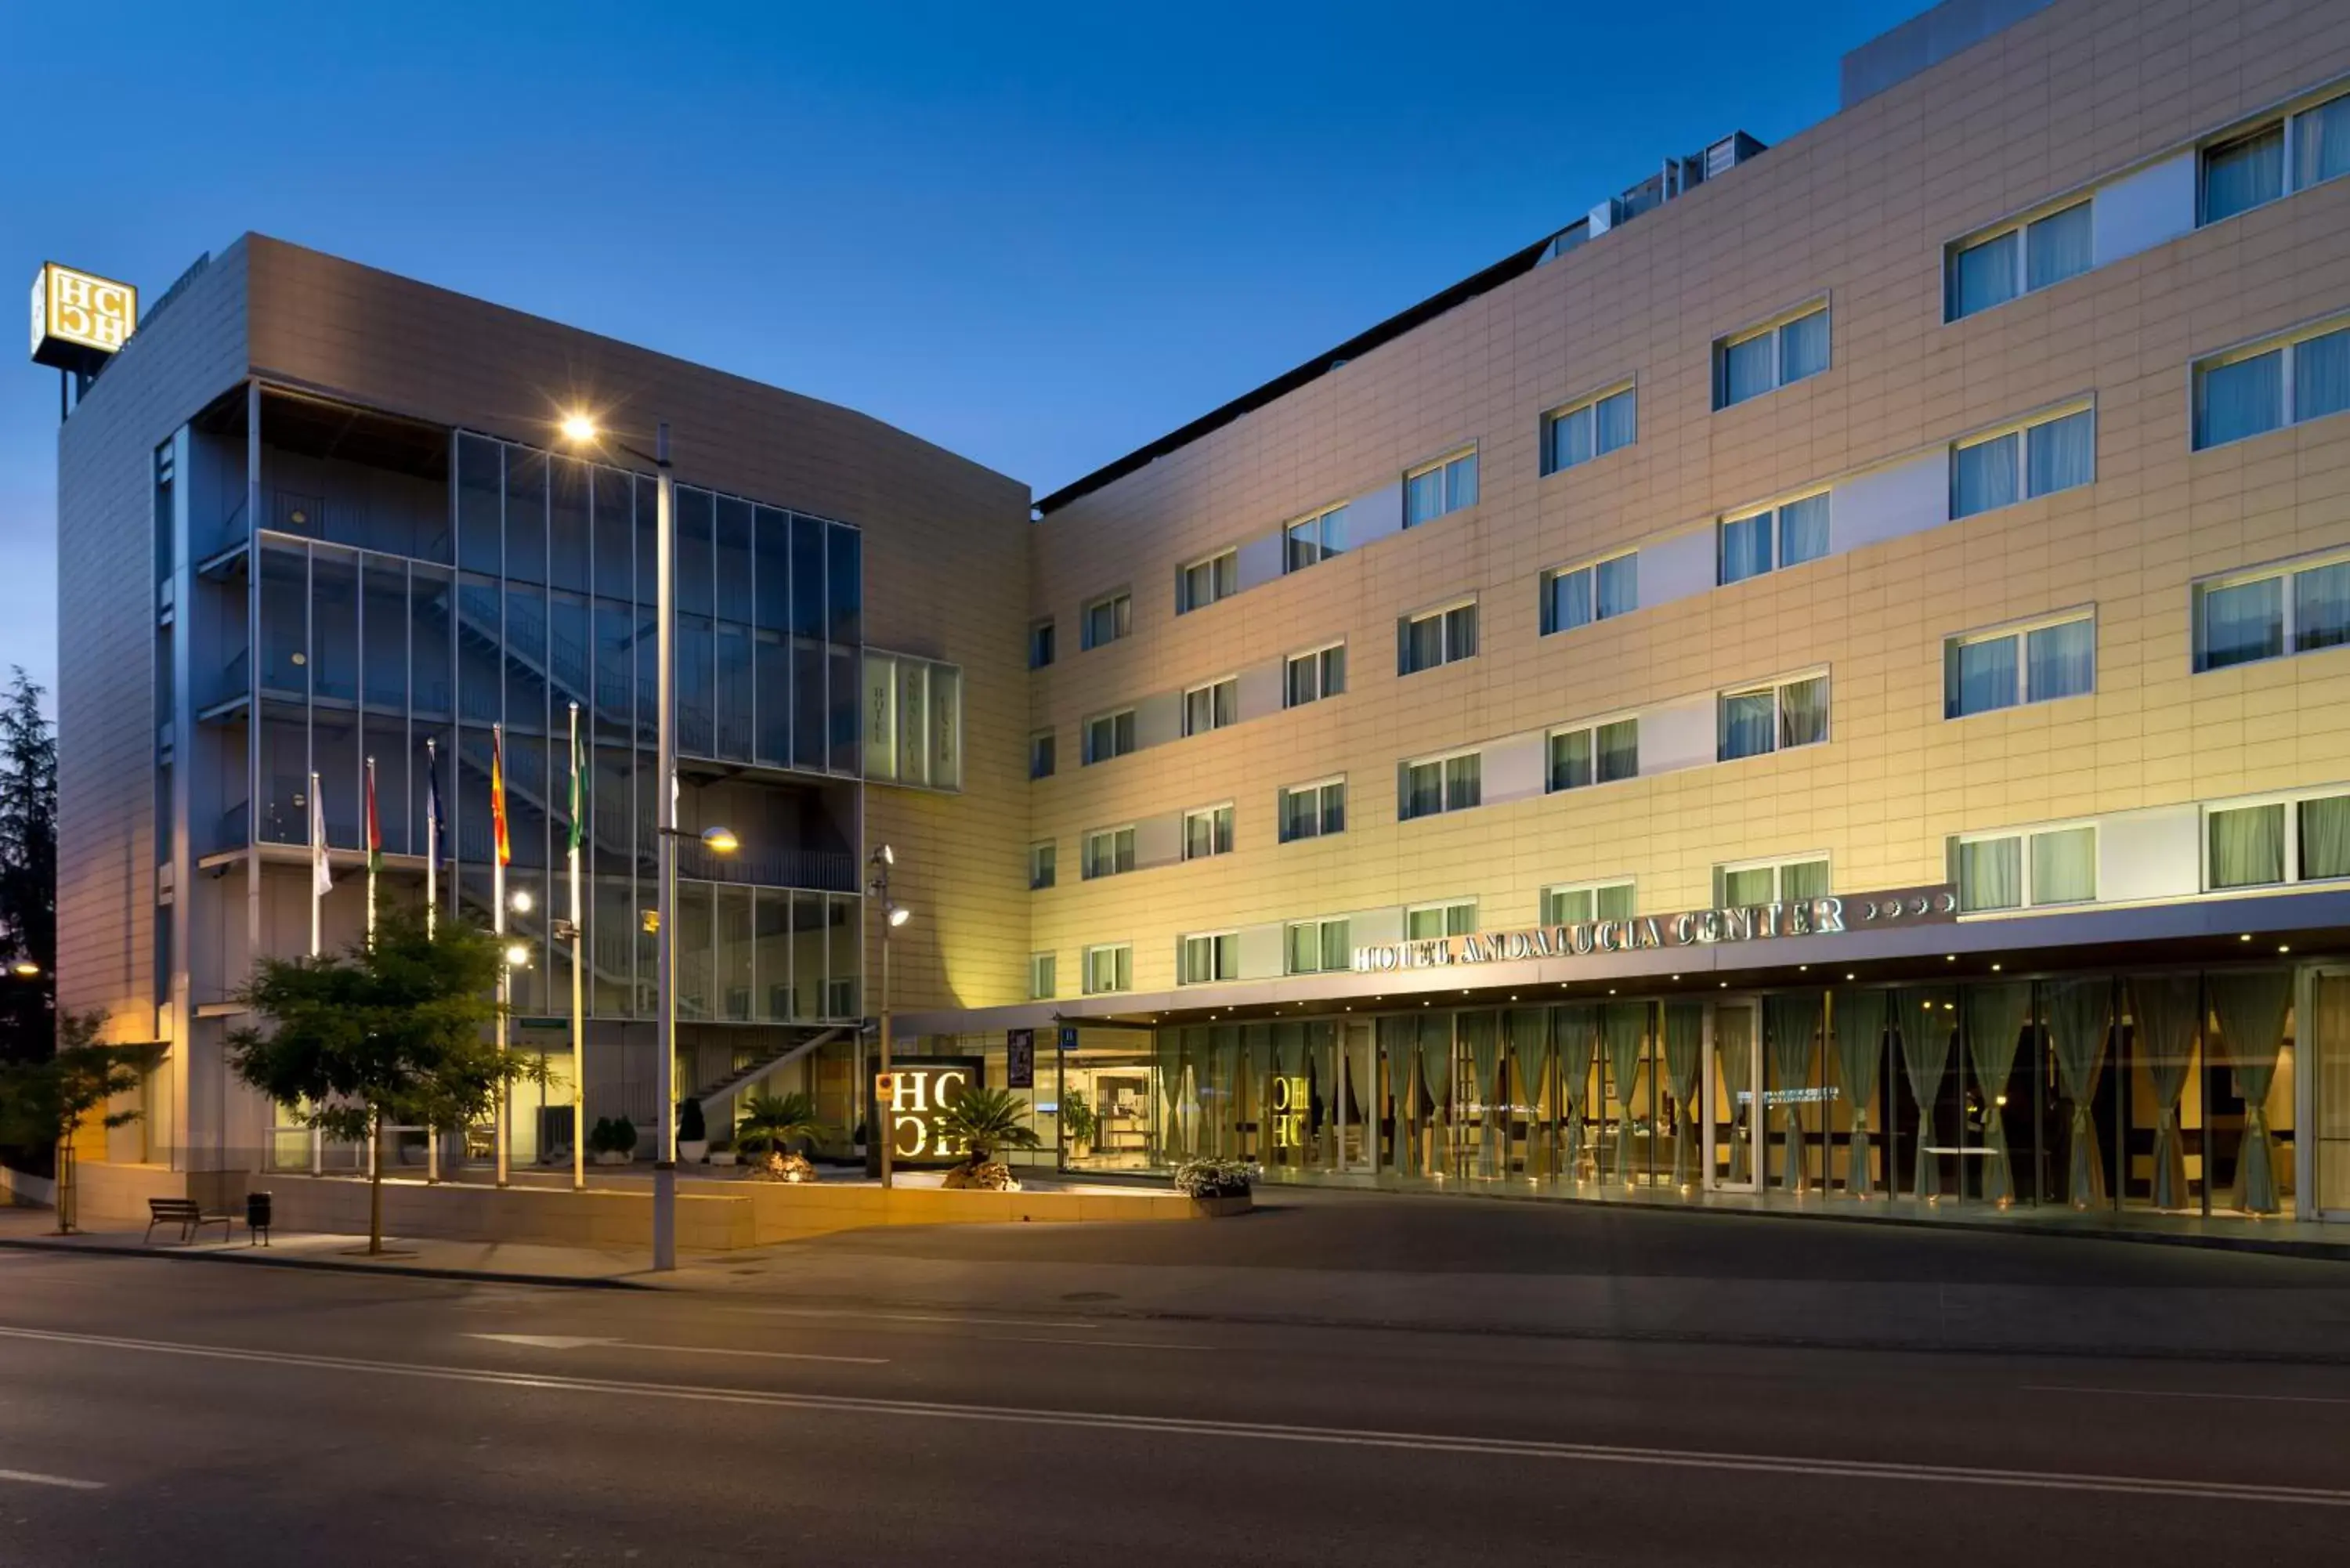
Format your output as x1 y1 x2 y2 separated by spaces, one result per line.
678 1140 710 1164
1188 1193 1252 1217
592 1151 632 1166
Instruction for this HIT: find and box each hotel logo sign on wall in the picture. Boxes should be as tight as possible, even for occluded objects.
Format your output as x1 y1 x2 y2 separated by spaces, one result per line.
1351 886 1958 973
30 262 136 373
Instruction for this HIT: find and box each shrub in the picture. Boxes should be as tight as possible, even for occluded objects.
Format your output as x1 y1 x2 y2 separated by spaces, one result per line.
677 1097 707 1143
613 1115 638 1153
588 1116 617 1154
1172 1158 1256 1199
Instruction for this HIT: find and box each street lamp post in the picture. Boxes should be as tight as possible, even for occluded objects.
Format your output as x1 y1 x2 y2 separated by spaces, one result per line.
868 847 909 1188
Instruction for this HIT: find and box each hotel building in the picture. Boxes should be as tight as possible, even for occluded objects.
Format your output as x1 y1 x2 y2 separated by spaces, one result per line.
50 0 2350 1228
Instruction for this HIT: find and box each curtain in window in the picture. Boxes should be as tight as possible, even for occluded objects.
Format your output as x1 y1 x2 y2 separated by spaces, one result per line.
1764 992 1821 1192
1779 494 1831 566
2294 560 2350 652
2026 618 2095 700
1419 1015 1454 1179
2200 577 2284 668
1550 568 1593 633
1405 469 1443 526
1950 636 2019 717
2209 804 2286 888
1552 406 1594 471
1596 555 1637 619
1551 729 1593 791
1831 988 1887 1197
2026 410 2094 496
2295 328 2350 424
1596 390 1637 453
1952 232 2018 317
1953 432 2017 516
1461 1011 1502 1178
1958 837 2022 912
1720 515 1771 583
1445 454 1478 511
2047 978 2112 1208
1596 720 1638 782
1554 1003 1597 1181
2030 826 2097 905
2127 973 2199 1210
2301 794 2350 880
2210 969 2294 1214
1509 1008 1552 1177
1782 860 1830 901
1660 1002 1704 1189
2204 125 2283 221
2299 94 2350 188
1209 1025 1244 1160
1602 1003 1648 1186
1778 677 1829 748
1156 1028 1195 1162
1720 692 1775 759
1723 865 1774 905
2197 351 2284 448
2025 203 2092 290
1715 1004 1754 1183
1896 988 1955 1197
1964 982 2032 1204
1723 336 1773 404
1780 310 1829 381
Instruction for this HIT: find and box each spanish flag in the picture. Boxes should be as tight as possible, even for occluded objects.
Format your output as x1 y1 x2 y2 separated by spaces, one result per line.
490 723 512 867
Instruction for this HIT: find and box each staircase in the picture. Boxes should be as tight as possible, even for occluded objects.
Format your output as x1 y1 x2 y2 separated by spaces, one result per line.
691 1026 848 1112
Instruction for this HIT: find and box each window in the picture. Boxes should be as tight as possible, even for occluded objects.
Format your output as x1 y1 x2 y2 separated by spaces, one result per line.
1029 619 1056 670
1284 642 1346 708
2193 549 2350 671
1715 856 1829 906
1081 591 1132 650
1541 880 1635 925
2207 789 2350 890
1398 601 1477 675
1718 673 1829 761
1406 900 1477 941
1401 751 1480 821
1177 932 1239 985
1177 551 1238 614
1082 944 1133 995
1944 612 2096 717
1715 303 1829 408
1718 492 1830 585
1946 201 2092 320
2194 90 2346 227
1542 385 1637 474
1029 953 1057 1000
1540 554 1636 634
1951 406 2094 518
1183 803 1235 861
1546 717 1638 792
1082 709 1136 764
1285 916 1351 974
2193 323 2350 449
1182 677 1238 737
1953 825 2096 912
1404 449 1479 528
1029 841 1057 891
1029 731 1056 780
1082 826 1136 880
1285 504 1347 573
1279 778 1347 843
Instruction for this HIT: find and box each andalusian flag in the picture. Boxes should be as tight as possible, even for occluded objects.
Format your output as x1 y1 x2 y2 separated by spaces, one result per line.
423 738 443 858
490 723 512 867
364 757 382 873
566 705 587 858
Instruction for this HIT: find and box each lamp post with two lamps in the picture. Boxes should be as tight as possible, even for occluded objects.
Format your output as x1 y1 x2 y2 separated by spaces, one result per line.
867 846 911 1189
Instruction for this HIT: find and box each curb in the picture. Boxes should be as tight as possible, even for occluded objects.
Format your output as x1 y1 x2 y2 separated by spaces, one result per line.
0 1235 653 1292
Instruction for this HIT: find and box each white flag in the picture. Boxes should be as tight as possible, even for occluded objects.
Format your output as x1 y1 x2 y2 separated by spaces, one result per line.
309 778 333 897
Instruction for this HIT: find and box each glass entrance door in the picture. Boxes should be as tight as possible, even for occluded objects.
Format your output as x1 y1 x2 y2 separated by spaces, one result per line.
2311 967 2350 1218
1706 999 1760 1193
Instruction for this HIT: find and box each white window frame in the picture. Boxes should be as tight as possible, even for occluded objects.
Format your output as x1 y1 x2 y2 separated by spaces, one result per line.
1943 608 2098 717
1029 952 1057 1000
1400 748 1481 822
2191 313 2350 450
1713 854 1831 905
1716 488 1831 586
1278 776 1347 844
1716 669 1831 761
1545 713 1640 793
1284 916 1353 976
1943 197 2094 321
1176 549 1239 615
1284 641 1347 708
1082 943 1133 995
1176 930 1241 986
1539 878 1636 926
1080 589 1133 650
1951 821 2099 912
1539 551 1637 634
1949 399 2096 518
1402 446 1480 529
1180 676 1238 737
1283 503 1347 573
2190 544 2350 672
2201 786 2350 891
1028 840 1056 891
1081 825 1137 881
1713 298 1830 409
1539 380 1637 476
1082 708 1137 765
2196 88 2350 227
1398 597 1477 676
1181 802 1235 862
1405 898 1477 941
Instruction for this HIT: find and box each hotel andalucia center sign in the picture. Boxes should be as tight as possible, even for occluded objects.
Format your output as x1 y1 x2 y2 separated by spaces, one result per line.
29 262 136 374
1351 885 1958 974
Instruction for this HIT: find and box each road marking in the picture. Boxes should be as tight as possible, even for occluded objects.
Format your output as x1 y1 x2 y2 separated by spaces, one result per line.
6 1324 2348 1508
2028 1384 2350 1407
0 1469 105 1491
465 1331 884 1367
729 1306 1101 1331
997 1336 1213 1353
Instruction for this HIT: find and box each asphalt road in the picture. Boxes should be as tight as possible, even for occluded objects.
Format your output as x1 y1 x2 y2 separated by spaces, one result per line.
4 1245 2349 1566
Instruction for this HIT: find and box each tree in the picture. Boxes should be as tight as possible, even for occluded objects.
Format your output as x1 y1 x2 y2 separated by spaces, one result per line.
0 670 56 1065
934 1085 1040 1169
0 1011 153 1234
227 908 546 1254
735 1091 829 1180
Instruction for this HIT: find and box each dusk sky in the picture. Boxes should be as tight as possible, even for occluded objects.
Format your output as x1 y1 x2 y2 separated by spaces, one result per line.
0 0 1925 706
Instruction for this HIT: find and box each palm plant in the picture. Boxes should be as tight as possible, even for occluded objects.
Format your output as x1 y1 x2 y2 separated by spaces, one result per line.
935 1085 1041 1165
736 1091 829 1158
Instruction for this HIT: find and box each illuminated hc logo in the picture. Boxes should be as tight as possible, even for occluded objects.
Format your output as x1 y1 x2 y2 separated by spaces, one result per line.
1271 1075 1309 1150
880 1067 969 1158
46 268 133 352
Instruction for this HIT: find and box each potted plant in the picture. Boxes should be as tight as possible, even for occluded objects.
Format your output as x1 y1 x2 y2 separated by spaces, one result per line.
588 1115 638 1165
736 1091 829 1182
708 1139 738 1168
1172 1157 1257 1216
935 1086 1039 1191
676 1097 710 1164
1059 1089 1097 1160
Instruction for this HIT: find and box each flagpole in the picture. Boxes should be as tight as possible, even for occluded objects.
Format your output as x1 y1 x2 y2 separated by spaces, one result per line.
364 755 378 951
493 722 510 1190
423 738 440 1184
568 701 585 1194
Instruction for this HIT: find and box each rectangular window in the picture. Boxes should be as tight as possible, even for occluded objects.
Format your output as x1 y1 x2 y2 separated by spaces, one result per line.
1029 953 1057 1000
1082 826 1137 881
1181 677 1238 737
1716 857 1829 906
1715 304 1829 409
2193 323 2350 450
1944 612 2096 717
1183 804 1235 861
1029 842 1056 891
1399 602 1477 675
1284 504 1347 573
1547 717 1638 792
1029 730 1057 780
1081 591 1132 650
1285 643 1347 708
1404 449 1479 528
1947 201 2092 320
1082 944 1133 995
1541 554 1636 634
1541 880 1635 925
2193 548 2350 671
2205 789 2350 890
1401 752 1481 821
1954 825 2096 912
1718 492 1829 586
1406 900 1477 941
1029 619 1056 670
1951 406 2094 518
1279 778 1347 843
1542 385 1637 475
1718 673 1829 761
1285 916 1352 975
1177 551 1238 615
2202 123 2286 224
1177 932 1239 985
1082 709 1137 764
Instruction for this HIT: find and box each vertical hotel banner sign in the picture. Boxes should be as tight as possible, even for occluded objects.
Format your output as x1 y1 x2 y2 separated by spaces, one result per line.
30 262 136 374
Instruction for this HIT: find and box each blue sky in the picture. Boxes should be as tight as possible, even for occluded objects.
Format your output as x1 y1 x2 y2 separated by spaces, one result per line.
0 0 1926 704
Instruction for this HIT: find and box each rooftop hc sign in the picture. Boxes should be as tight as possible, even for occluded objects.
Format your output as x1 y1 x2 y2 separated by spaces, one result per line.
30 262 136 374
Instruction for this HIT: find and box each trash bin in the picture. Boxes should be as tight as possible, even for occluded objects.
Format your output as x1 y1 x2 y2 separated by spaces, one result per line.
246 1190 273 1247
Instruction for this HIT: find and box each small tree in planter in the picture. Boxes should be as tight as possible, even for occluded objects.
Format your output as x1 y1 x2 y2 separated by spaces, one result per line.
1059 1089 1097 1159
736 1092 828 1182
675 1096 709 1163
935 1086 1039 1191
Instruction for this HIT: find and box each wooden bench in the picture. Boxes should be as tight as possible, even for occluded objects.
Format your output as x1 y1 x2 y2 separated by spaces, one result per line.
144 1197 233 1245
